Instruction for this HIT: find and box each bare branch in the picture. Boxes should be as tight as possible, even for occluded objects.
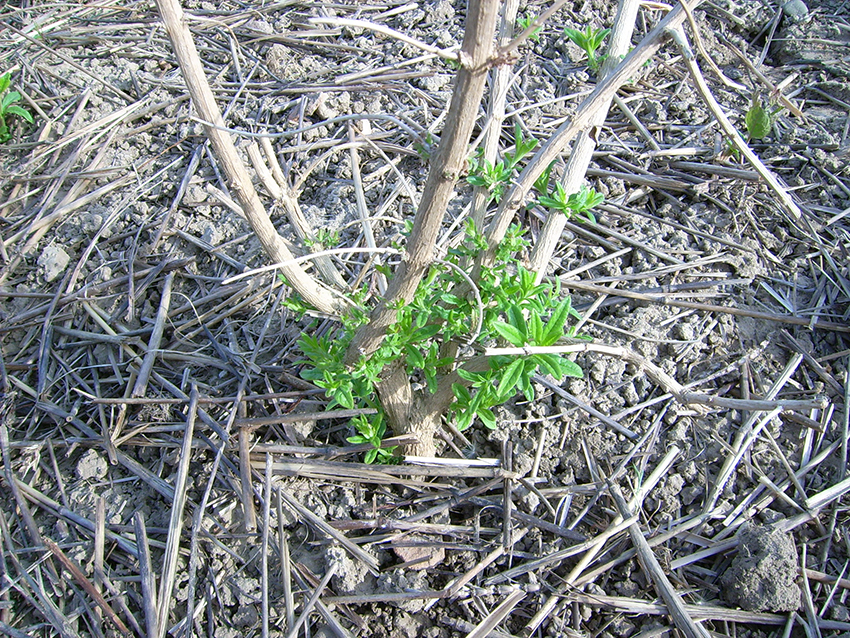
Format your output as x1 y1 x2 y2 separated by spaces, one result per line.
154 0 347 315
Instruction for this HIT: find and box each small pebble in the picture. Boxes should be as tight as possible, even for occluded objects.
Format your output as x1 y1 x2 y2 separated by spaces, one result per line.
76 449 107 481
782 0 808 22
37 245 70 282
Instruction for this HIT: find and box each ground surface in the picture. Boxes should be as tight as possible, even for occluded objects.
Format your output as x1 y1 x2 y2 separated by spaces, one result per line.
1 0 849 637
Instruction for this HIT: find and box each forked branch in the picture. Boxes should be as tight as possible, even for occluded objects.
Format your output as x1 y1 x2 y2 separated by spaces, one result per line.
154 0 347 315
343 0 501 366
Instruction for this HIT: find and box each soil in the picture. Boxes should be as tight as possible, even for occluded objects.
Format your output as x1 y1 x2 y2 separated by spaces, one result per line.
1 0 849 637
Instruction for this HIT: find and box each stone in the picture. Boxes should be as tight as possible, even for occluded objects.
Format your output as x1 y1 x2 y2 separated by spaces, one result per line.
720 524 801 612
38 245 70 282
76 449 108 481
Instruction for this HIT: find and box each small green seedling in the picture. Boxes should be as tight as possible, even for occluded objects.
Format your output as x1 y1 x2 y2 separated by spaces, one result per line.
414 132 436 162
744 92 780 141
563 25 611 73
0 73 34 143
723 138 742 162
516 14 542 42
347 413 397 464
538 183 604 224
305 228 340 249
467 123 538 203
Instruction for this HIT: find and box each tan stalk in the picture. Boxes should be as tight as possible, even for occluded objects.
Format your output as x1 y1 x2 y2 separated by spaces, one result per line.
343 0 500 367
469 0 520 230
154 0 347 315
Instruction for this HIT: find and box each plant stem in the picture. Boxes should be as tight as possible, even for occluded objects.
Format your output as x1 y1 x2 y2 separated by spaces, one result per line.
339 0 500 457
154 0 347 315
343 0 500 367
470 0 521 230
481 0 707 268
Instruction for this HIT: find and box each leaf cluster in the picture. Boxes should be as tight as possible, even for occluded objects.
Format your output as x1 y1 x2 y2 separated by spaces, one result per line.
563 25 611 72
538 183 604 224
293 221 587 461
467 124 538 203
451 291 584 431
0 73 34 143
346 413 397 464
304 228 340 249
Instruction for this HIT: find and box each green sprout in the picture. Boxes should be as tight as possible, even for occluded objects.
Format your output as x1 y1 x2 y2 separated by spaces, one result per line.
538 183 604 224
516 14 542 42
347 413 397 464
304 228 340 249
467 123 538 203
563 25 611 73
744 92 781 141
414 132 436 162
0 73 34 143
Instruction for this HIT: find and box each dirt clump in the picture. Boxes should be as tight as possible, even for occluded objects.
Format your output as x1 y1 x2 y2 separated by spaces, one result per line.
720 524 801 613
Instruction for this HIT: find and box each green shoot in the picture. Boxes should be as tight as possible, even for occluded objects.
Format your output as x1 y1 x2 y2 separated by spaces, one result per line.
304 228 340 249
538 183 604 224
516 14 542 42
467 156 514 204
563 25 611 73
347 413 397 464
533 161 556 196
0 73 34 143
414 132 435 162
745 92 781 141
467 123 538 203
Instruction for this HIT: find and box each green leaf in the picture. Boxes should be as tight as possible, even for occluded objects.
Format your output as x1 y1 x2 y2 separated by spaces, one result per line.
492 321 525 346
533 161 555 195
0 74 10 93
745 95 772 140
519 374 535 402
542 297 573 345
424 365 438 393
452 383 472 404
496 358 525 400
477 407 497 429
528 310 544 344
405 344 425 370
563 27 585 48
365 448 378 464
456 367 487 385
591 28 611 49
560 358 584 378
538 194 565 212
507 304 527 336
534 353 567 378
411 324 441 342
331 385 355 409
300 368 324 381
0 91 19 111
456 409 474 431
